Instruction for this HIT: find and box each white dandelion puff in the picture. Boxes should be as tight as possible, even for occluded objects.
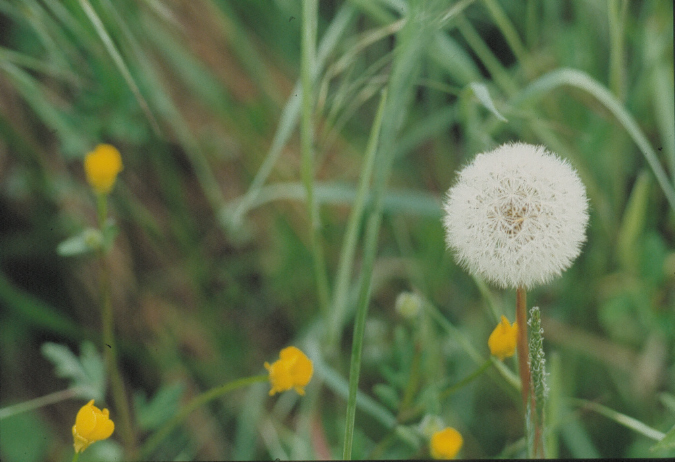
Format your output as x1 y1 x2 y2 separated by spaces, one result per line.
442 142 589 289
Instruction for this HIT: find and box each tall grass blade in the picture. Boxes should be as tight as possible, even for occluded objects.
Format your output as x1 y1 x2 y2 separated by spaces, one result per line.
78 0 160 134
513 68 675 212
228 4 356 226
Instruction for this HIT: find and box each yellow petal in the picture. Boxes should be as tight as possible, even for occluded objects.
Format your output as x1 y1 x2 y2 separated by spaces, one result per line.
266 346 313 396
430 427 463 459
488 315 518 360
84 144 123 194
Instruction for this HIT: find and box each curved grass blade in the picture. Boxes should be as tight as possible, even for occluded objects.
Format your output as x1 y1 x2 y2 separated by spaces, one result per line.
78 0 161 135
513 68 675 212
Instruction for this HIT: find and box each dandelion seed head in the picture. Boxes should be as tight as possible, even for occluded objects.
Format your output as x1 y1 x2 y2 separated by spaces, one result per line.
442 142 589 289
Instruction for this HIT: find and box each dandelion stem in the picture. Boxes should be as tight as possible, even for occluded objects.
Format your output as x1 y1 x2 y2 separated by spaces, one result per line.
71 451 80 462
139 375 267 459
516 285 542 458
515 286 530 410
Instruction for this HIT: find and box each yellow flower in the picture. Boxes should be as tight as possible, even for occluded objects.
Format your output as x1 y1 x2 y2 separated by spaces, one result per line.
430 427 463 459
84 144 123 194
72 400 115 453
488 315 518 360
264 346 313 396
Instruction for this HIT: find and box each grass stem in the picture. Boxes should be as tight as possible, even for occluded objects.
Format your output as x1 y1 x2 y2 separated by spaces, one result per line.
140 375 267 459
301 0 331 314
328 89 388 347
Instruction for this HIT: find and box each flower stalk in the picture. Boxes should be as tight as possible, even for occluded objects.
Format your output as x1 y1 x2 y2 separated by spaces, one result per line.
140 375 267 459
516 286 530 412
96 194 136 459
83 144 135 457
528 307 547 458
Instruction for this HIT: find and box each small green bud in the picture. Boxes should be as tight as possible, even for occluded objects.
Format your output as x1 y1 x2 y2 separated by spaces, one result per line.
395 292 422 319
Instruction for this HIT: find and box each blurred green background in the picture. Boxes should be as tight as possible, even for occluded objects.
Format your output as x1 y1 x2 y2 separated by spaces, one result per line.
0 0 674 460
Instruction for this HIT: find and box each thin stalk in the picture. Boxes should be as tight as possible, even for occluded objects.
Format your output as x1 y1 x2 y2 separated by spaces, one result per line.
440 359 492 401
515 287 532 424
342 3 438 456
140 375 267 459
96 193 107 228
567 398 665 441
608 0 627 100
0 387 83 420
328 89 388 348
72 451 80 462
482 0 531 74
78 0 160 134
398 341 422 413
301 0 330 313
96 193 136 459
528 307 546 458
397 358 494 425
342 202 383 460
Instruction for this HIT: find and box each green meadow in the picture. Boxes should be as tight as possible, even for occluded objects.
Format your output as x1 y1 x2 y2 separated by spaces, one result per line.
0 0 673 460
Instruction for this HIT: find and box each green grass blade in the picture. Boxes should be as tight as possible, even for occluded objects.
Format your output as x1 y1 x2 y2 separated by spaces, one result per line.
328 89 388 348
568 398 665 441
228 4 357 225
301 0 330 313
224 181 443 218
77 0 160 134
513 67 675 212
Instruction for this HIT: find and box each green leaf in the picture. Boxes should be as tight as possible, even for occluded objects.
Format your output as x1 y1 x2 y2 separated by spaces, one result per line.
134 382 185 432
651 424 675 452
41 342 105 401
56 228 103 257
469 82 507 121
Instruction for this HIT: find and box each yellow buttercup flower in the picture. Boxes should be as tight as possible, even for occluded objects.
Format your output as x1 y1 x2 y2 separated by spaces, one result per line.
430 427 463 459
72 399 115 453
488 315 518 360
264 346 313 396
84 144 123 194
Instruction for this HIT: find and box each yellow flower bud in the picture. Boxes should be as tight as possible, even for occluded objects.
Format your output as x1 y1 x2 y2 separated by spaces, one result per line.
430 427 463 459
72 400 115 453
488 315 518 360
264 346 313 396
84 144 123 194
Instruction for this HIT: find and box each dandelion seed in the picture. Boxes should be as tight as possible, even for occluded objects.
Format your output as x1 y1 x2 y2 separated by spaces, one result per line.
430 427 463 459
72 400 114 453
442 142 588 289
264 346 313 396
84 144 123 195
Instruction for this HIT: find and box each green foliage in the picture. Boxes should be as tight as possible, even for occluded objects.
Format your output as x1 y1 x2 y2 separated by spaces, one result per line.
41 342 106 402
133 383 185 432
0 0 673 459
0 412 51 462
652 423 675 452
57 220 119 257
